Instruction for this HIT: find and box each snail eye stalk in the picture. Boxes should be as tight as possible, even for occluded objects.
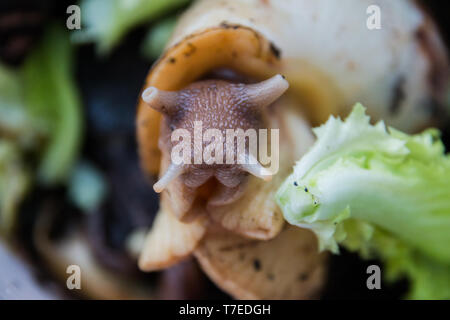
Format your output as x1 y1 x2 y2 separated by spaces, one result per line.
142 87 179 114
244 74 289 108
153 163 184 193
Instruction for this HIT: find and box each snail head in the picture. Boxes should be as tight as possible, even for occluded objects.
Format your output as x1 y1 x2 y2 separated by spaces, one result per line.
142 74 289 194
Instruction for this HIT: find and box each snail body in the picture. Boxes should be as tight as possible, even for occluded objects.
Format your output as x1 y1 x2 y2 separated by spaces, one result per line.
136 0 449 299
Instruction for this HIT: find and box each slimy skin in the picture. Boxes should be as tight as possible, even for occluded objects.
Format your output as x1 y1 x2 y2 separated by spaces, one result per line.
142 74 288 199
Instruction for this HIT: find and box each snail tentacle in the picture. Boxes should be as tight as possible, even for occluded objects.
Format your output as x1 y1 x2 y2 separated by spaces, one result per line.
153 163 185 193
142 87 179 114
245 74 289 108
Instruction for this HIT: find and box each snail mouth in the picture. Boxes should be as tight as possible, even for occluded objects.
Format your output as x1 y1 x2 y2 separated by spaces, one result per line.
178 176 247 223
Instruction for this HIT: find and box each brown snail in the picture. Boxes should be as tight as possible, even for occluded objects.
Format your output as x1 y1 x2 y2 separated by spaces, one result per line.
135 0 449 299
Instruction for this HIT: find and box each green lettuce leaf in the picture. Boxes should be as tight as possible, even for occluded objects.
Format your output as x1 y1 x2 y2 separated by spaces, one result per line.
0 142 30 234
141 16 178 60
0 64 45 149
276 104 450 299
0 25 83 233
23 25 83 185
73 0 190 54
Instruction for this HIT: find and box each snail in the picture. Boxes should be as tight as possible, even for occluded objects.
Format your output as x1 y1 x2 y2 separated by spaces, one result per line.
135 0 449 299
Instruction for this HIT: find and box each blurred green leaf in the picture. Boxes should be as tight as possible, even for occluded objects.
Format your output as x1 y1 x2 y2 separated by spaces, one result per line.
0 142 30 235
0 65 45 149
73 0 190 54
0 25 84 233
23 25 83 186
141 16 177 60
0 64 21 108
68 161 107 212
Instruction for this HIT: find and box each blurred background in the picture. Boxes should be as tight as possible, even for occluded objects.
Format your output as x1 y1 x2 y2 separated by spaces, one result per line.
0 0 449 299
